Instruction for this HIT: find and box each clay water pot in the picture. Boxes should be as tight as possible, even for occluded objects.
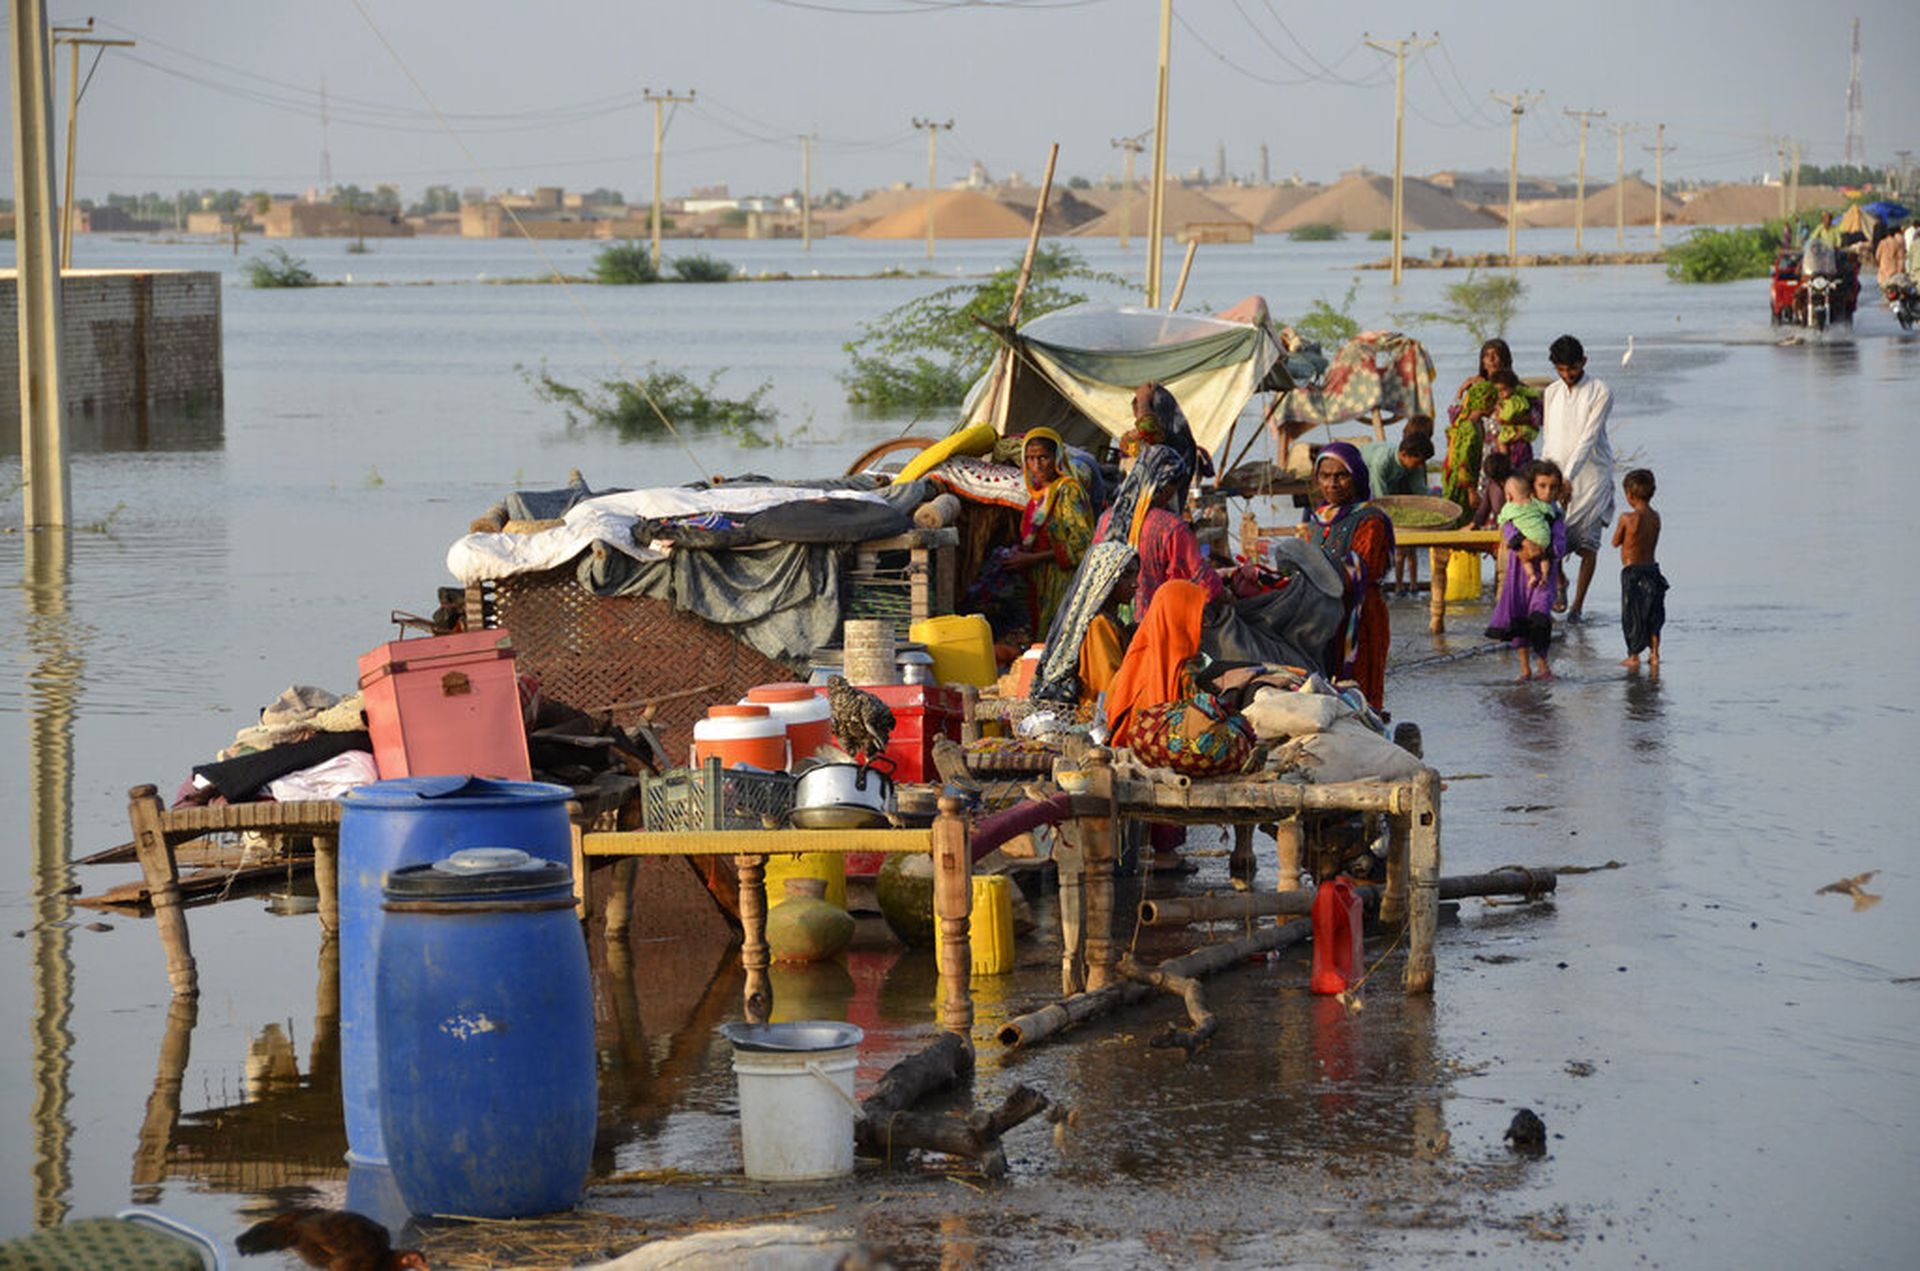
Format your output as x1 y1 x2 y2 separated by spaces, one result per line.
766 877 855 963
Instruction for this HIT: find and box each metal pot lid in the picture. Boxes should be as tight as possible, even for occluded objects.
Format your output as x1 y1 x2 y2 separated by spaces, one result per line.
719 1021 865 1053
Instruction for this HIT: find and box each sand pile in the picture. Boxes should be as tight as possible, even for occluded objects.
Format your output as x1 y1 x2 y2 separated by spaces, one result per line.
997 186 1106 234
1674 184 1852 225
817 188 919 235
1270 173 1499 233
1069 185 1244 238
852 190 1034 239
1211 184 1322 231
1507 178 1682 228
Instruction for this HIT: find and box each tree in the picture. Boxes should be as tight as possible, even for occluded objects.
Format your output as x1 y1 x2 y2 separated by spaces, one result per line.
840 244 1126 411
1067 175 1091 189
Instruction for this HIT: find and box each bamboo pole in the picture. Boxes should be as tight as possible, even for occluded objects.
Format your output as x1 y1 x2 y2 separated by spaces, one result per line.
999 920 1310 1051
932 794 974 1041
735 854 771 1024
1167 239 1199 310
977 142 1058 432
127 785 196 998
1080 748 1118 992
1403 767 1442 993
1138 866 1559 926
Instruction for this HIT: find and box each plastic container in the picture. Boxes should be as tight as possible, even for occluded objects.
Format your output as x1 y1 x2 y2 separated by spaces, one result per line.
692 704 788 771
377 849 595 1217
743 684 833 769
357 630 531 781
1444 550 1484 601
337 776 574 1167
1310 876 1365 995
969 875 1015 976
911 615 998 687
1011 644 1046 697
718 1022 864 1182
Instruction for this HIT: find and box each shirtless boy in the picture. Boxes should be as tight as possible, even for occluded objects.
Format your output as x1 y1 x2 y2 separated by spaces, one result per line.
1611 468 1669 670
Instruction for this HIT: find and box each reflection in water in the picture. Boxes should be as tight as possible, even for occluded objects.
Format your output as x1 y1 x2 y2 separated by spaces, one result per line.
591 934 738 1159
135 942 348 1197
0 402 223 457
26 530 80 1229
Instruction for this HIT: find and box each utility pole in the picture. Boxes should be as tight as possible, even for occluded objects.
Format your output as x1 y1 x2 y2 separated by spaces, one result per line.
1896 149 1914 199
1365 32 1438 285
1775 137 1789 220
1607 121 1635 246
910 116 953 260
799 132 815 252
319 76 333 195
1643 124 1674 240
1111 131 1147 250
1564 107 1606 252
1145 0 1173 306
1788 139 1802 216
644 88 694 270
1842 17 1864 164
1490 90 1541 263
12 0 69 529
52 19 134 270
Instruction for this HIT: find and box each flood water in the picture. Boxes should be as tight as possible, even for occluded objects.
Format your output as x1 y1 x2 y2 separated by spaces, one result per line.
2 226 1916 1267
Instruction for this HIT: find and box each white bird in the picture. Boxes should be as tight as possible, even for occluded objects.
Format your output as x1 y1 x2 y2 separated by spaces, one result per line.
1621 335 1635 366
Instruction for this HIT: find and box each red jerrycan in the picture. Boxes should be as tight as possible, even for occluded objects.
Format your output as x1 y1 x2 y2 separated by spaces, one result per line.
1309 876 1365 995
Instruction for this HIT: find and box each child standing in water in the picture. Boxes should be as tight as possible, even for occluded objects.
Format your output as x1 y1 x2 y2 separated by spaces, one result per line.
1485 460 1567 682
1612 468 1668 670
1497 461 1563 589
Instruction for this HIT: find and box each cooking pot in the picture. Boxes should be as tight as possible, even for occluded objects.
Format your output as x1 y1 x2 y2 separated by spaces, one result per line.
791 758 895 830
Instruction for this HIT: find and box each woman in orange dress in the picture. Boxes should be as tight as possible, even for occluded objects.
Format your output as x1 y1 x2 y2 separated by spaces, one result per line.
1300 442 1394 711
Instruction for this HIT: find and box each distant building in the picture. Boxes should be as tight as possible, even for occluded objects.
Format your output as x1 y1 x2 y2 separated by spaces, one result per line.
262 200 413 238
77 205 162 233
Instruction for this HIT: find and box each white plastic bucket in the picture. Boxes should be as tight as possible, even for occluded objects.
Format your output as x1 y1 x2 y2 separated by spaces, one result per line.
719 1021 864 1182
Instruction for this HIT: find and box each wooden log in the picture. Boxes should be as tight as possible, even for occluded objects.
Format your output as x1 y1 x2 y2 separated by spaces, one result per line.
128 785 197 998
1404 768 1442 994
1111 775 1416 816
999 919 1311 1050
858 1084 1052 1179
1081 748 1118 991
1117 954 1215 1056
312 833 339 939
1138 866 1558 925
932 794 974 1040
734 854 771 1024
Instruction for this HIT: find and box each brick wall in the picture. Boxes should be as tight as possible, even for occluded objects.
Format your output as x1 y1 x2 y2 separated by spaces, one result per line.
0 269 223 423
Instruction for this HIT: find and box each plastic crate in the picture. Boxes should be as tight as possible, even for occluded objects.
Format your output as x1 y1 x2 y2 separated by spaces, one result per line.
640 759 795 833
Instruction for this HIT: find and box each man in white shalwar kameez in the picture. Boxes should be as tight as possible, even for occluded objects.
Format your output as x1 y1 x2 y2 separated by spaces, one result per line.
1540 334 1614 622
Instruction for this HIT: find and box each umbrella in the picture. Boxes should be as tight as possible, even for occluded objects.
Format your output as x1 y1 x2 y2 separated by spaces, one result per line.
1863 200 1909 222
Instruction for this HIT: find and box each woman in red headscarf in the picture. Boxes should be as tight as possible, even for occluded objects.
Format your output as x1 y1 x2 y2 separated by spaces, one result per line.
1299 442 1395 711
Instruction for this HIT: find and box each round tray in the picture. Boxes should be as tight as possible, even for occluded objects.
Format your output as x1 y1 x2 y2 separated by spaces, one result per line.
1371 494 1468 532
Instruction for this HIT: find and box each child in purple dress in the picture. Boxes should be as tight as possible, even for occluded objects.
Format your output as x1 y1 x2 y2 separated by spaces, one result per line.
1484 460 1567 681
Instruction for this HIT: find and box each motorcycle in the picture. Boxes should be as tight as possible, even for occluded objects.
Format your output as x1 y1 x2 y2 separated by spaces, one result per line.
1886 278 1920 331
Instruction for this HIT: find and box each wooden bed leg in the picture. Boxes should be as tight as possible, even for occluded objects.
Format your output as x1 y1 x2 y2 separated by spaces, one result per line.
567 801 589 922
128 785 197 998
1381 803 1411 926
1428 547 1448 634
604 858 637 942
1403 769 1443 994
312 832 340 940
1272 818 1303 892
735 853 772 1024
1054 821 1087 996
1081 748 1118 992
1230 823 1256 877
932 795 974 1042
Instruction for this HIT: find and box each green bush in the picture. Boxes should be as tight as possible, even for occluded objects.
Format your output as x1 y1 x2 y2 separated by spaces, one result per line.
524 361 777 447
1367 228 1395 241
1289 222 1344 242
1663 225 1777 283
671 253 734 283
592 240 659 285
1290 278 1362 347
243 247 317 288
840 244 1126 412
1396 270 1526 345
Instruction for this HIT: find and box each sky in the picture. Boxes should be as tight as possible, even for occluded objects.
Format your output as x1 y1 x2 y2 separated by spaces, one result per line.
3 0 1916 203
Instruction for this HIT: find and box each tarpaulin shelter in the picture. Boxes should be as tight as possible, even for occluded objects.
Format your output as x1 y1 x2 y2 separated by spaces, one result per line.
961 300 1292 458
1278 330 1437 430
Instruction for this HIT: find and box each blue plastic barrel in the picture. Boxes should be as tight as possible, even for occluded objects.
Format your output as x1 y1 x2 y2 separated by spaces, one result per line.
338 776 573 1167
376 849 596 1218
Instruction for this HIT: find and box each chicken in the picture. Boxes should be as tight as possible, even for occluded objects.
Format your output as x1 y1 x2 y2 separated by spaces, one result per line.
236 1208 428 1270
826 674 894 760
